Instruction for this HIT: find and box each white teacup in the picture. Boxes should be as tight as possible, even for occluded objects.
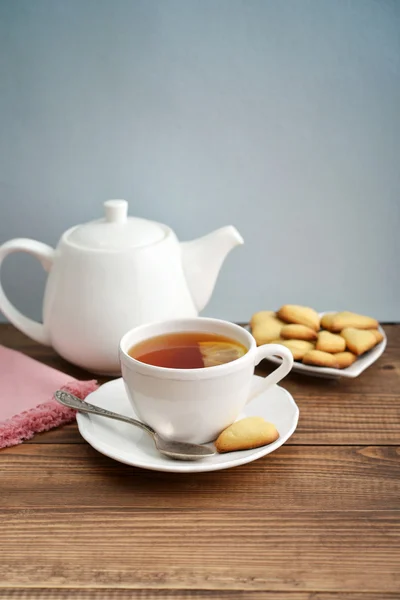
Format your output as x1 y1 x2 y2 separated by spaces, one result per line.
119 317 293 444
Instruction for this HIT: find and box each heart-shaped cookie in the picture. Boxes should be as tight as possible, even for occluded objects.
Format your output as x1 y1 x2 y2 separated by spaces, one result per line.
215 417 279 453
302 350 340 368
280 324 318 341
340 328 377 356
333 351 357 368
251 312 285 345
271 339 314 360
277 305 320 331
327 311 378 332
316 331 346 353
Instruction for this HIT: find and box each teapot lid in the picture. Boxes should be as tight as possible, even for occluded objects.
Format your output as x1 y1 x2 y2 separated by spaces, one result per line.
65 200 167 250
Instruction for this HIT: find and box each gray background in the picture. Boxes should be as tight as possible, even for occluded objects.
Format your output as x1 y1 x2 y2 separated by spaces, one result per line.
0 0 399 325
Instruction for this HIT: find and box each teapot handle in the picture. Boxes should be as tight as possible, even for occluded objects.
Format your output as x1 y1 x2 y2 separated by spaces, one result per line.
0 239 54 345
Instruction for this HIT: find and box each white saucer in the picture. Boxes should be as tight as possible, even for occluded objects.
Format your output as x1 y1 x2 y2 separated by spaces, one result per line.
76 376 299 473
248 312 387 379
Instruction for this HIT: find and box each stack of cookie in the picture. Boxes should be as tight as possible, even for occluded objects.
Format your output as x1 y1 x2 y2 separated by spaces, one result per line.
250 306 383 369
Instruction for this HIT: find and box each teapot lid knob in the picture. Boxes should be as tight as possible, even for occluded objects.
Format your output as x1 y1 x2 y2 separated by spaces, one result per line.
104 199 128 223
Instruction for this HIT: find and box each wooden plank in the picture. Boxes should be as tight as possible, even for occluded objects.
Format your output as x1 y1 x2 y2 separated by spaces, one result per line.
2 323 400 447
0 510 398 592
293 393 400 444
1 324 399 396
2 444 399 511
6 319 395 446
1 591 399 600
24 389 400 445
25 422 84 444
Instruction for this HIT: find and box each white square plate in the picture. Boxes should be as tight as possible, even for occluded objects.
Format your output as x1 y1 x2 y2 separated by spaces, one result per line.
250 312 387 379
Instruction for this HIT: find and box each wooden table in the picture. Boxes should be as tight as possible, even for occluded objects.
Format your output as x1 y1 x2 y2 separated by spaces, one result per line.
1 323 399 599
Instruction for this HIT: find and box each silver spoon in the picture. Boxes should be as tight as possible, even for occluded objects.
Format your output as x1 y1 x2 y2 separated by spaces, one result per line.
55 390 215 461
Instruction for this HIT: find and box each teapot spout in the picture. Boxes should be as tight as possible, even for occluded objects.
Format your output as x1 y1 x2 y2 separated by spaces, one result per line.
181 226 244 313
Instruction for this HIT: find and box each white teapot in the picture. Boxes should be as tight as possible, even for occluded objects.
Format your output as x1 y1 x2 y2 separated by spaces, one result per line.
0 200 243 374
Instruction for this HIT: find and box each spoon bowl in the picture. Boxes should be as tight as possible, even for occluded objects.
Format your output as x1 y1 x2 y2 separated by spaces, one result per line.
55 390 216 461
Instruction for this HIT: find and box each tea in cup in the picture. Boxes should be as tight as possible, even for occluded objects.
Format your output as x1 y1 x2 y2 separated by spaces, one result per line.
119 318 293 444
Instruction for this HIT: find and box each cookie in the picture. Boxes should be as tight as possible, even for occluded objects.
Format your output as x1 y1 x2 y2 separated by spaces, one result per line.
328 311 379 332
251 313 285 345
316 331 346 353
333 351 357 369
272 339 315 360
277 305 320 331
368 329 384 344
215 417 279 453
340 328 377 356
281 324 318 341
250 310 275 328
320 313 337 330
302 350 340 368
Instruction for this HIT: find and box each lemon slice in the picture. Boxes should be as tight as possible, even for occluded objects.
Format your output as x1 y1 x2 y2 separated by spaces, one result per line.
199 341 246 367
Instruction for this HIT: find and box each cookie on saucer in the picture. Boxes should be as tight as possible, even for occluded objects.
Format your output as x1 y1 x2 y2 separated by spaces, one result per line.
215 417 279 453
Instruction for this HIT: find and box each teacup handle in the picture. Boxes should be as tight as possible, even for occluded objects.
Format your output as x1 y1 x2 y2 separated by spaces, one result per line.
247 343 294 404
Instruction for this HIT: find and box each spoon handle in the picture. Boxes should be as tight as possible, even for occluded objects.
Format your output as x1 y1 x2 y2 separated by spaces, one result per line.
54 390 155 435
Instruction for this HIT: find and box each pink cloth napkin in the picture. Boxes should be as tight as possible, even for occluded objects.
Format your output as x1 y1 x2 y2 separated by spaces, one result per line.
0 345 98 449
